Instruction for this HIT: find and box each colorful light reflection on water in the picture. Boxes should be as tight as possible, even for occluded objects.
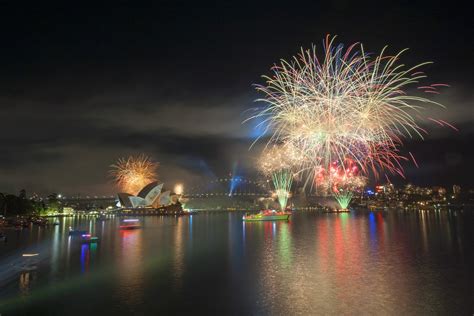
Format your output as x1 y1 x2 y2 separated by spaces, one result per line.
0 210 471 314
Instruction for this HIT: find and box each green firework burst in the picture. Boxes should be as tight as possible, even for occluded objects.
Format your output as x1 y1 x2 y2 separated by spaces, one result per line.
272 169 293 210
334 190 353 209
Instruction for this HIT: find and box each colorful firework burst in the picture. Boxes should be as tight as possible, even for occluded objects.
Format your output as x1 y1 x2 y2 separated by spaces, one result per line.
314 159 366 209
257 143 301 176
314 159 367 193
110 154 158 195
272 169 293 210
249 35 451 183
257 144 296 210
334 190 353 210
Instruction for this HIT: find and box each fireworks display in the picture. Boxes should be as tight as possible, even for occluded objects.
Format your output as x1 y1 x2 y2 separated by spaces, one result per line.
272 169 293 211
257 144 296 210
257 144 301 176
314 159 367 193
313 159 366 209
334 191 353 210
110 154 159 195
250 35 449 185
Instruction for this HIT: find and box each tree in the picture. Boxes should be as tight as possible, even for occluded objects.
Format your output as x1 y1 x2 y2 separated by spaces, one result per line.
18 189 34 214
46 193 62 214
0 193 6 216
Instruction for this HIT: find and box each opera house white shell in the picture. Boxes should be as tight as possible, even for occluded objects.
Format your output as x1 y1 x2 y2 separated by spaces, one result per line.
116 181 174 208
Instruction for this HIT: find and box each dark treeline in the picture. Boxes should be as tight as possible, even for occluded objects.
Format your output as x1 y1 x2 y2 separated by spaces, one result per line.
0 190 61 217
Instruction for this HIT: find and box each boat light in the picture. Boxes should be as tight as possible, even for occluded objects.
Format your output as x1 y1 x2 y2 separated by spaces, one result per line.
123 219 139 222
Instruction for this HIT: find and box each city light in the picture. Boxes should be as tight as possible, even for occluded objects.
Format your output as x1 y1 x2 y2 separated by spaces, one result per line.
174 183 184 195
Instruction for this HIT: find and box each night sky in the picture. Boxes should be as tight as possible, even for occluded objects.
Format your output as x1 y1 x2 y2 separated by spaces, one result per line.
0 2 472 195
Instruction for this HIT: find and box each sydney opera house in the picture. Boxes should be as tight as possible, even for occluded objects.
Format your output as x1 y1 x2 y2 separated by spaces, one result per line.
116 181 180 209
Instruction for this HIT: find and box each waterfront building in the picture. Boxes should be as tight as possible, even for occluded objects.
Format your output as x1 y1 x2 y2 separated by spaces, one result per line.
116 181 178 209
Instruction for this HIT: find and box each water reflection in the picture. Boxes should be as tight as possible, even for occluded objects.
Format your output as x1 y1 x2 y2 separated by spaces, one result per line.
0 210 471 315
66 236 72 271
368 212 376 249
19 271 35 297
80 244 89 274
277 222 292 268
188 215 193 241
117 229 144 306
241 220 295 314
173 217 185 288
51 225 60 274
376 211 385 251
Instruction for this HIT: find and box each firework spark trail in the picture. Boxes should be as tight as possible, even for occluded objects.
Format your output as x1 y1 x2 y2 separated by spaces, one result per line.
408 152 419 168
110 154 158 195
334 191 353 210
272 169 293 211
248 35 450 186
314 159 366 208
314 159 367 193
257 145 296 210
257 144 302 176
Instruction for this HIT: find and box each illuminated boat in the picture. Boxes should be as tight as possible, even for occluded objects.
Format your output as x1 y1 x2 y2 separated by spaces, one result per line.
81 234 99 243
242 210 291 221
20 254 40 271
119 219 141 229
182 209 198 215
323 208 351 213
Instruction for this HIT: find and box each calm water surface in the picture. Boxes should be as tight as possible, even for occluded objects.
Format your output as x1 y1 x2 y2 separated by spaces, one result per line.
0 210 472 315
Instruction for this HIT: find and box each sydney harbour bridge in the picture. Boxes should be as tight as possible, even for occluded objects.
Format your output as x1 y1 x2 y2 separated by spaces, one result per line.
61 177 327 212
185 177 271 210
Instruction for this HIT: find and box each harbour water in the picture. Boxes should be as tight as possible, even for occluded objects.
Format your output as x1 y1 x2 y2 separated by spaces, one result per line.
0 210 472 315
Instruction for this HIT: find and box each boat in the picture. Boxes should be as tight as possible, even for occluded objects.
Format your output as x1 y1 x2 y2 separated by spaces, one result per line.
242 209 292 221
20 253 40 271
119 219 141 230
182 209 198 215
68 227 88 236
323 208 351 213
15 220 30 228
32 218 48 226
81 234 99 243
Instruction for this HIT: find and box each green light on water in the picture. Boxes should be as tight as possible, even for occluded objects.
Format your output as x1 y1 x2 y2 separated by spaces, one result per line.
278 223 292 268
